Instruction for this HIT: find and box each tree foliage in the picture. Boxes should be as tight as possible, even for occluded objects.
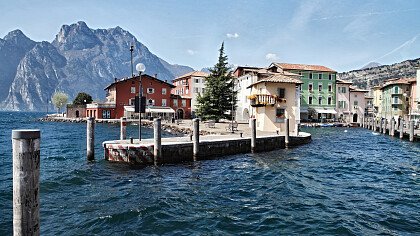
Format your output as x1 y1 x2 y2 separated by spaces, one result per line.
73 92 93 105
51 91 68 113
196 43 237 121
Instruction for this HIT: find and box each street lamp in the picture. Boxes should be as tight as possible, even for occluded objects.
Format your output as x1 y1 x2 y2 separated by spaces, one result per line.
231 77 236 133
136 63 146 142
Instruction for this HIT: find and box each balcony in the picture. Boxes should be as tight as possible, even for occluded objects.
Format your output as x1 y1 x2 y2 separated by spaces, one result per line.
248 94 286 107
391 99 402 105
391 89 403 95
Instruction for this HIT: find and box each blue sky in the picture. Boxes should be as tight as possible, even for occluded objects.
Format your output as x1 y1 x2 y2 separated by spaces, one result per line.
0 0 419 72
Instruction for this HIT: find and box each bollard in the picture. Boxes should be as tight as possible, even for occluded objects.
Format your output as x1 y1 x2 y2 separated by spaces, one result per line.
87 117 95 161
193 118 199 161
400 120 404 139
383 119 387 134
251 118 256 153
285 118 290 148
153 118 161 165
120 117 127 140
12 130 41 236
409 120 414 142
390 118 395 136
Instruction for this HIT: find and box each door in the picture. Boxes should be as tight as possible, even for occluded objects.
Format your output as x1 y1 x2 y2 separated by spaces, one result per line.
353 113 358 123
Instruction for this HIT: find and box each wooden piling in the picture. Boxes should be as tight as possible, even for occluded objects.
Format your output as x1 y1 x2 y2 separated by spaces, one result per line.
390 118 395 136
285 118 289 148
153 118 161 165
87 117 95 161
373 118 377 132
409 120 415 142
193 118 199 161
400 120 404 139
251 118 256 153
383 119 387 134
12 129 41 236
120 117 127 140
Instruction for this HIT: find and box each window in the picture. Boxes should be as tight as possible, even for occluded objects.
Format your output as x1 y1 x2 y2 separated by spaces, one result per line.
354 100 358 106
328 84 332 92
194 88 199 93
339 87 347 93
202 88 205 93
318 84 322 92
278 88 285 98
393 96 399 104
309 83 313 92
148 99 155 106
173 100 178 107
131 87 136 94
275 108 285 123
162 99 167 106
299 85 302 91
329 74 333 80
147 88 155 94
339 101 346 108
318 96 322 105
309 96 313 105
162 88 167 95
195 78 200 83
102 110 111 119
318 73 322 80
182 99 186 107
328 96 332 105
394 86 399 94
309 73 313 79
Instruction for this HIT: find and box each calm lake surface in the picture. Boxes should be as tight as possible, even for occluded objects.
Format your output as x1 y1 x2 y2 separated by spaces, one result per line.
1 112 419 235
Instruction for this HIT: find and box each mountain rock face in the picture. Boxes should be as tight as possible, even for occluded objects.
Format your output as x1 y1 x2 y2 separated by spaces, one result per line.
338 58 420 89
360 62 381 70
0 21 193 111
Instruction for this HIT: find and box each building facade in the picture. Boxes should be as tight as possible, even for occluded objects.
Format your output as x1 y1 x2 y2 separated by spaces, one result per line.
270 63 337 122
172 71 209 117
380 78 413 121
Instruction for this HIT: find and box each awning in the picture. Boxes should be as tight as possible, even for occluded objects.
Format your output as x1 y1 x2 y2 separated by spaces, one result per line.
124 106 135 112
314 108 337 114
146 107 175 113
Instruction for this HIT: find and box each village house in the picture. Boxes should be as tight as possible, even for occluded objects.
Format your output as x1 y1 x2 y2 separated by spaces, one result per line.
172 71 209 118
247 71 303 134
380 77 415 121
86 74 191 120
335 79 369 125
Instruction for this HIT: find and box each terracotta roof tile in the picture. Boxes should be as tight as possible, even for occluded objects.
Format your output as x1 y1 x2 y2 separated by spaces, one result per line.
336 78 353 84
273 62 336 72
248 73 303 88
174 71 209 81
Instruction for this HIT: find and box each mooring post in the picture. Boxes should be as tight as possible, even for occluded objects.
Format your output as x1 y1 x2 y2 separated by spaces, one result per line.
383 119 387 134
12 129 41 236
285 117 290 148
362 118 365 128
379 119 383 133
251 118 256 153
390 118 395 136
87 117 95 161
120 117 127 140
153 118 162 165
400 120 404 139
193 118 199 161
409 120 415 142
373 118 376 131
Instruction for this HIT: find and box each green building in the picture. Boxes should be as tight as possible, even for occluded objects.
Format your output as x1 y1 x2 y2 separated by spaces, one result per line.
380 78 413 120
270 63 337 121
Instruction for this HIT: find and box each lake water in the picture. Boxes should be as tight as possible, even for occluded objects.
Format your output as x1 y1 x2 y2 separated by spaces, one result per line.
1 112 419 235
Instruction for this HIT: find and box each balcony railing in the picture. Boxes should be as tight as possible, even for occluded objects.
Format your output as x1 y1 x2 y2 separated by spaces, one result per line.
391 99 402 105
248 94 286 107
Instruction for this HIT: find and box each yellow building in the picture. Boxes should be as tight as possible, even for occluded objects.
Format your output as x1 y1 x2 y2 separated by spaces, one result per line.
248 73 303 135
372 86 382 118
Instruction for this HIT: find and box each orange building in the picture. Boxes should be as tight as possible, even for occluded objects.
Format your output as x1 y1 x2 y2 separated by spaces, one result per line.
86 74 191 119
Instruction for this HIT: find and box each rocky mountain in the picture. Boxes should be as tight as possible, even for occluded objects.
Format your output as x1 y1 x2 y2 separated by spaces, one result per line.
0 21 194 111
360 62 381 70
338 58 420 89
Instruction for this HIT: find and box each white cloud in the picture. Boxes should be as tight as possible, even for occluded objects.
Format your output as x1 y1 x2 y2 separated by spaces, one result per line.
265 53 279 61
187 49 196 55
226 33 239 39
289 0 323 30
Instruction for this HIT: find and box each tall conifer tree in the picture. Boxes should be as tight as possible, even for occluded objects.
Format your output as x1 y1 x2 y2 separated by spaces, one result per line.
196 43 237 121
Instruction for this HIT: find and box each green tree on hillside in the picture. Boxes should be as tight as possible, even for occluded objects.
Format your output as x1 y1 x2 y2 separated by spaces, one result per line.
73 92 93 105
51 91 68 114
196 42 237 121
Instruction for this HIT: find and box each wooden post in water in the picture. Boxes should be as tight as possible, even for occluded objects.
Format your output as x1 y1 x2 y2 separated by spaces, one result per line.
12 130 41 236
409 120 415 142
285 118 290 148
400 120 404 139
383 119 387 134
251 118 256 153
153 118 161 165
87 117 95 161
378 119 382 133
373 118 377 131
193 118 199 161
390 118 395 136
120 117 127 140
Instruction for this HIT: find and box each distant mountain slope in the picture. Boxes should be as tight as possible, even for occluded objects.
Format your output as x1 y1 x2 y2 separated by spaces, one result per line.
360 62 381 70
338 58 420 89
0 21 194 111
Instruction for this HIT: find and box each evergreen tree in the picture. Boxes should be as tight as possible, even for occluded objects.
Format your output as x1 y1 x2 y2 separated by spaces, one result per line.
196 43 237 122
73 92 93 105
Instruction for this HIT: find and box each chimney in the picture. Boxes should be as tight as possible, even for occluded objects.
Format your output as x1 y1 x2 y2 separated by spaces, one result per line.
154 74 158 79
114 78 117 82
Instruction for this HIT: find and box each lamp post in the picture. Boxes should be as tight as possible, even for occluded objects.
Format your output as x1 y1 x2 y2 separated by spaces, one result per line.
231 77 236 133
136 63 146 142
130 44 134 78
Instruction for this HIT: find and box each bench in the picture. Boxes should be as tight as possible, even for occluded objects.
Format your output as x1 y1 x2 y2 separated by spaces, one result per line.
205 120 216 128
226 122 238 131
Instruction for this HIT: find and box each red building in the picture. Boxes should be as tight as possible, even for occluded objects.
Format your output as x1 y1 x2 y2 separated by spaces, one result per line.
86 74 191 119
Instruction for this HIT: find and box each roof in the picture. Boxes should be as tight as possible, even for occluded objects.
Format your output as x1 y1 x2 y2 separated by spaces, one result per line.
336 78 353 84
173 71 209 81
272 62 336 72
104 74 175 90
349 86 369 92
248 73 303 88
381 77 415 89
